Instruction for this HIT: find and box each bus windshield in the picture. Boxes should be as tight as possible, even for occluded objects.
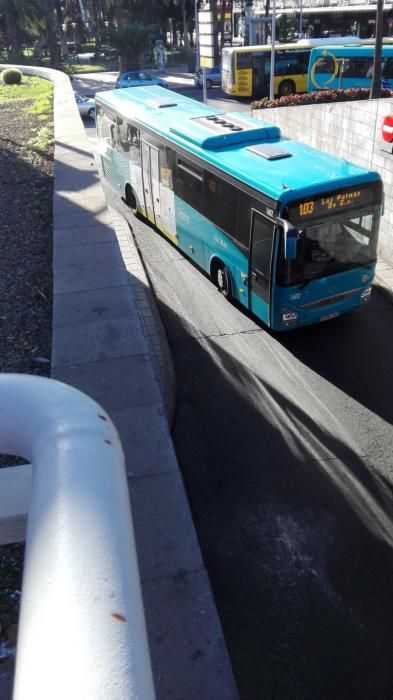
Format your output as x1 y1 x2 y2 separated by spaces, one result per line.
277 186 382 286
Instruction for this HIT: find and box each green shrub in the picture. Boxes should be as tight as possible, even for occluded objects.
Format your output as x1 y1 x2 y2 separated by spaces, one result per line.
251 87 393 110
1 67 23 85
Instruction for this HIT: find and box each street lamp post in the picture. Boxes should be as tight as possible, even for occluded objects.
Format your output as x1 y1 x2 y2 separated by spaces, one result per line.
299 0 303 39
269 0 277 101
195 0 200 72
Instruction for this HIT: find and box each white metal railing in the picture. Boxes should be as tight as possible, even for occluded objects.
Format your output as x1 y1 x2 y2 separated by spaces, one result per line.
0 374 155 700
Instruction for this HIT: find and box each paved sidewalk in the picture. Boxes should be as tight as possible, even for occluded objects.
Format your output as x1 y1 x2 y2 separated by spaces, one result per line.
51 70 238 699
1 64 238 699
375 258 393 299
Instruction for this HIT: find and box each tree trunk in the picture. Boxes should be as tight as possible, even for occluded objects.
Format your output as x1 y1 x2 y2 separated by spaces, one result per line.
4 0 21 56
181 0 190 50
90 0 102 49
113 0 125 29
370 0 384 99
47 26 60 66
262 0 270 44
56 6 69 60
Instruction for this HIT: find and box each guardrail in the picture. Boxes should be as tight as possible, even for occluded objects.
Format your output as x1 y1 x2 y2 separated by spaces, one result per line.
0 374 155 700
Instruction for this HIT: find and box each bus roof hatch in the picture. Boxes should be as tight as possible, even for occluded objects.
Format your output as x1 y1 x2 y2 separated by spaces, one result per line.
169 112 281 149
246 143 292 160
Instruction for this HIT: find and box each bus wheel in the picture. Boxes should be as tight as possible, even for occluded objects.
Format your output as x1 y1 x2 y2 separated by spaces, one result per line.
125 185 138 216
216 263 231 299
278 79 296 97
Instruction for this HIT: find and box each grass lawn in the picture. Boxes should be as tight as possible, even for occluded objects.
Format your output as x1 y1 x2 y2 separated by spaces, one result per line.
0 74 52 117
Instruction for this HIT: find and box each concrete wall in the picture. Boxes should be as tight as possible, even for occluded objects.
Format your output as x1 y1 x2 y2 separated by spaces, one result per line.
252 97 393 266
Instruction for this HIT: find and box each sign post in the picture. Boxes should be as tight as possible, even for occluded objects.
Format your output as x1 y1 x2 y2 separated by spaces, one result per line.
269 0 277 102
198 4 217 104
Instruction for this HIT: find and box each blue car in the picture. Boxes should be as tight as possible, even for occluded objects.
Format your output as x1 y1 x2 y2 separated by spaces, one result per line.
115 71 168 89
194 66 221 88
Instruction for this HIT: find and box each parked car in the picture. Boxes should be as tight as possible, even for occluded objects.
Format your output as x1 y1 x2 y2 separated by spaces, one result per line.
74 92 95 120
115 71 168 89
194 66 222 88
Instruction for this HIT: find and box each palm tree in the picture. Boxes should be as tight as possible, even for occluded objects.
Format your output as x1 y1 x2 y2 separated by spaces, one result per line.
103 21 155 72
0 0 60 64
0 0 26 55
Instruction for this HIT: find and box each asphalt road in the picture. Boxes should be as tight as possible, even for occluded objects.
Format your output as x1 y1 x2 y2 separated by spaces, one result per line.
123 212 393 700
85 88 393 699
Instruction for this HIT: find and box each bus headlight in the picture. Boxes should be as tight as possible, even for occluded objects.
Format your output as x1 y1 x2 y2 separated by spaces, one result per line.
360 287 372 304
281 309 299 327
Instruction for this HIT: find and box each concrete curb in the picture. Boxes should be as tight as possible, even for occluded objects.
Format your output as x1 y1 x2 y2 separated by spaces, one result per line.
1 64 238 699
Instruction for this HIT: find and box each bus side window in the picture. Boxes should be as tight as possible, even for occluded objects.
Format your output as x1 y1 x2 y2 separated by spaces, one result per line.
235 191 252 249
204 175 236 234
125 124 140 162
315 55 335 74
95 105 102 138
165 148 176 190
99 112 116 148
175 158 203 212
115 118 130 154
203 173 251 249
159 147 173 190
299 51 310 73
344 57 372 78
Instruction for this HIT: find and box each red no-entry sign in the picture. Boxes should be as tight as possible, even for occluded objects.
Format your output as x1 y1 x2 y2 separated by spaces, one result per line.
382 115 393 143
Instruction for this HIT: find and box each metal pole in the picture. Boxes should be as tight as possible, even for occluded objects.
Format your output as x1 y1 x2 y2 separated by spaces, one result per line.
338 58 344 89
299 0 303 39
269 0 277 101
195 0 200 72
0 374 156 700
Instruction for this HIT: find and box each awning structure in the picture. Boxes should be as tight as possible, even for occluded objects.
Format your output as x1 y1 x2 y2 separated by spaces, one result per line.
271 4 392 13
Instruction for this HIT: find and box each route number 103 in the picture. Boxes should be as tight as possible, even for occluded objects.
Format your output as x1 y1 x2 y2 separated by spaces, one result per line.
299 201 314 216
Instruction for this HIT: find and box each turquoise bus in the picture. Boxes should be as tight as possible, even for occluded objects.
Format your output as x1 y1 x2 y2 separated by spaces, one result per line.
95 86 383 331
307 44 393 92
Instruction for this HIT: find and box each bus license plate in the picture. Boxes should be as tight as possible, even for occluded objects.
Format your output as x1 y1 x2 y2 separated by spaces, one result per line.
320 312 339 322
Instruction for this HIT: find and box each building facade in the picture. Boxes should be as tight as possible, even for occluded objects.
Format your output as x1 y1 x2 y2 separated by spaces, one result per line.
232 0 393 45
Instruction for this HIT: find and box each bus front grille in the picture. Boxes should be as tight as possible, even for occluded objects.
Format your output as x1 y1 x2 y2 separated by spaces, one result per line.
301 288 361 310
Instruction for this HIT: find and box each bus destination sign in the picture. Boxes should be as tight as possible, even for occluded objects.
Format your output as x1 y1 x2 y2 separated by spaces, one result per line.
298 190 361 218
288 185 377 223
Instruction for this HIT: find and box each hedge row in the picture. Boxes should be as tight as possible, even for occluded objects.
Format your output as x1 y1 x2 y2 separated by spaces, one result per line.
251 87 393 110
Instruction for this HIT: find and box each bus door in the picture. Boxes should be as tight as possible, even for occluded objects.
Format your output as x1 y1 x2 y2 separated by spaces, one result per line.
141 141 162 226
249 210 275 326
252 54 268 97
149 146 163 231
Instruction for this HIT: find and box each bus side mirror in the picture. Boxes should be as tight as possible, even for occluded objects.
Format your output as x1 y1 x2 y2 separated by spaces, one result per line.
277 217 298 261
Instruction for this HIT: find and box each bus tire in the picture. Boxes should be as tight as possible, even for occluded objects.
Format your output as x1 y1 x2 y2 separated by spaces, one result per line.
206 79 212 89
216 262 231 299
278 79 296 97
125 185 138 216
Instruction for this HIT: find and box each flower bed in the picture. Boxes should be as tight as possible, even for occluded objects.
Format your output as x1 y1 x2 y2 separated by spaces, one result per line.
251 87 393 110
